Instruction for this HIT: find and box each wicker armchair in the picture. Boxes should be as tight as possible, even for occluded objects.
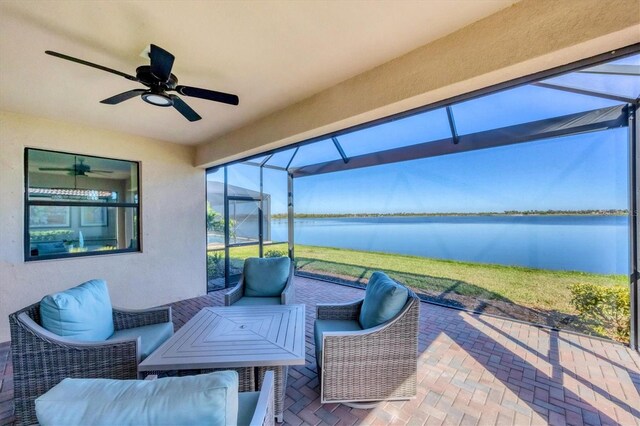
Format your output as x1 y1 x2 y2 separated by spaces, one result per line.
315 288 419 405
9 302 172 426
225 259 294 306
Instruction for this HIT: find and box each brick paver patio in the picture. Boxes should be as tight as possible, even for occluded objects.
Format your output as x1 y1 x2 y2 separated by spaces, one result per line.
1 277 639 425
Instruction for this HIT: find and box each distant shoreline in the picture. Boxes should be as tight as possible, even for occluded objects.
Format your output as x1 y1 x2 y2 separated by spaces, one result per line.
271 210 628 219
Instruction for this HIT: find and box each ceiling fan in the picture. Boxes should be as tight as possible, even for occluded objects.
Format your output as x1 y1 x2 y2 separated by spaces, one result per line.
45 44 239 122
39 158 113 176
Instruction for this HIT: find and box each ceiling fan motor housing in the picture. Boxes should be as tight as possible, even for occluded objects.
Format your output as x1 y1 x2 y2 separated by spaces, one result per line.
136 66 177 106
135 65 178 89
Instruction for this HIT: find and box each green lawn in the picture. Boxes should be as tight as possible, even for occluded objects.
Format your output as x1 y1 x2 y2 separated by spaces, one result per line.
226 243 625 315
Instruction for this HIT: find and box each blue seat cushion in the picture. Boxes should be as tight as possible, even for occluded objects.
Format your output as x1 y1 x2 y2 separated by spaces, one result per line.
358 272 409 329
238 392 260 426
314 319 362 367
243 257 291 297
233 296 282 306
40 279 114 341
35 370 239 426
108 322 174 360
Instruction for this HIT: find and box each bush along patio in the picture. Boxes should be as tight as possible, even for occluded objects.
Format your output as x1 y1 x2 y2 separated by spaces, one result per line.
219 243 629 343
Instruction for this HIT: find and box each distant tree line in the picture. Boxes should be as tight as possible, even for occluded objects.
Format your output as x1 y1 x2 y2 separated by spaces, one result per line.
502 209 628 216
271 209 628 219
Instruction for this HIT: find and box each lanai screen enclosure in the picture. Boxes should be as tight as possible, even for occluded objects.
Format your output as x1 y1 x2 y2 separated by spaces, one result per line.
207 48 640 350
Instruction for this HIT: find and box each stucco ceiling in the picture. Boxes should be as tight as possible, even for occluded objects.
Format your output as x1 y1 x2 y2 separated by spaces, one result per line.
0 0 517 146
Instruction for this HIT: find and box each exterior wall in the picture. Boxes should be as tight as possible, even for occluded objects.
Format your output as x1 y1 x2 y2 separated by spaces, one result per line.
0 111 205 342
196 0 640 167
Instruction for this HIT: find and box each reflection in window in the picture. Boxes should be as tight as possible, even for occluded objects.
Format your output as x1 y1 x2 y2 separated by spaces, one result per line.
25 149 140 260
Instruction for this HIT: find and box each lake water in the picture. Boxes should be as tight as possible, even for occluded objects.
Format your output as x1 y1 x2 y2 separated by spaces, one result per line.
270 215 629 274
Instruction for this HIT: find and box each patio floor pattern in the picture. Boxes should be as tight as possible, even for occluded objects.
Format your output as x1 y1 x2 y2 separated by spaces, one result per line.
1 276 639 425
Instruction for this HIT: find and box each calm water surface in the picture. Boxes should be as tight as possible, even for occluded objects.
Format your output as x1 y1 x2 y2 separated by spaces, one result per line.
271 215 628 274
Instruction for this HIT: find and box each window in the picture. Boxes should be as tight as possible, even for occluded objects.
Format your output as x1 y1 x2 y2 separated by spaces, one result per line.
25 149 140 260
206 159 291 290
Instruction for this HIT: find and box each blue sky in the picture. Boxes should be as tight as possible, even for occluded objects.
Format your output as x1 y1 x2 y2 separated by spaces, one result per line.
223 122 629 215
294 83 630 214
294 128 628 214
212 55 638 215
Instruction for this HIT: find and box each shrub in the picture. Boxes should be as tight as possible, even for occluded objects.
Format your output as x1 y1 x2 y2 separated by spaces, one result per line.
207 251 225 279
206 202 236 237
264 250 287 258
206 202 224 233
67 247 88 253
570 283 629 342
30 229 74 242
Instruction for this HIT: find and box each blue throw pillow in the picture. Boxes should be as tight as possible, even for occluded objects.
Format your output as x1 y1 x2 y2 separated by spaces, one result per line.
244 257 291 297
40 279 114 341
35 371 239 426
358 272 409 329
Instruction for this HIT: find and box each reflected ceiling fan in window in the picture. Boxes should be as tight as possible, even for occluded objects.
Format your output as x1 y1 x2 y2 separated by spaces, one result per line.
38 158 113 176
45 44 239 122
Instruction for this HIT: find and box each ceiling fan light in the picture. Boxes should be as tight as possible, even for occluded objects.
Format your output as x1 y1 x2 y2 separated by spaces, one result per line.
142 92 173 107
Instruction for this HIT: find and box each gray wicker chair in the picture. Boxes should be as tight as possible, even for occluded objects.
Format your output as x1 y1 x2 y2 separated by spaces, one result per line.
225 260 294 306
315 287 419 405
9 302 172 426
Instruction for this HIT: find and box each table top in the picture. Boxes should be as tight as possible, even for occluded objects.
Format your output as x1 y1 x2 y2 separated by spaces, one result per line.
138 304 306 372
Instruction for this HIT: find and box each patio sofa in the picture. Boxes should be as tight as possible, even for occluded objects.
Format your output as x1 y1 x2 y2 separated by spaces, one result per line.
35 370 275 426
8 279 173 425
225 257 294 306
314 271 419 405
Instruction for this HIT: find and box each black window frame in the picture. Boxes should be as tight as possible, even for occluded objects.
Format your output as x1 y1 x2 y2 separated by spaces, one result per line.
24 148 142 261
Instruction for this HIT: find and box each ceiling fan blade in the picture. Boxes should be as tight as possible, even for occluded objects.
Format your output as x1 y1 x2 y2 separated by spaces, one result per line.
87 170 114 174
100 89 147 105
175 85 239 105
149 44 175 83
45 50 138 81
38 167 74 171
169 95 201 122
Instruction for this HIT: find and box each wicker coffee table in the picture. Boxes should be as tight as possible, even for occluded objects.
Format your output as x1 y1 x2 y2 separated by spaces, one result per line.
139 304 306 423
